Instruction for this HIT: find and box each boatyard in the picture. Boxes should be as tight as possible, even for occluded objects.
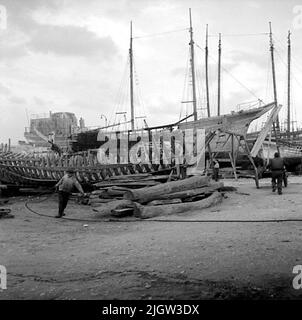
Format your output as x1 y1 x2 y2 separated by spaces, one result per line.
1 0 302 304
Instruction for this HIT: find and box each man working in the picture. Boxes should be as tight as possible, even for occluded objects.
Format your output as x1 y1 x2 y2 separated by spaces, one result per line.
54 169 85 218
268 152 285 195
213 159 220 182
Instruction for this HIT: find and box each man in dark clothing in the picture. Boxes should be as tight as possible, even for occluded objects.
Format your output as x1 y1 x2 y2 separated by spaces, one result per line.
283 169 288 187
54 169 84 218
213 159 220 182
268 152 285 195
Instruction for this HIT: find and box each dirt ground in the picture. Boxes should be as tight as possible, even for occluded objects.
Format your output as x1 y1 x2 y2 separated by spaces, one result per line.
1 176 302 300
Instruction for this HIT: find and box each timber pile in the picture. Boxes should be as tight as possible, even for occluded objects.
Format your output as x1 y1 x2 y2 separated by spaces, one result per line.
89 173 177 207
0 199 9 206
0 208 14 219
91 175 225 219
134 191 223 219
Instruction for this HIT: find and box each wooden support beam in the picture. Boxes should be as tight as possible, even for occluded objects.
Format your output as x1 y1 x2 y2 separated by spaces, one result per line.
242 137 259 188
228 152 238 180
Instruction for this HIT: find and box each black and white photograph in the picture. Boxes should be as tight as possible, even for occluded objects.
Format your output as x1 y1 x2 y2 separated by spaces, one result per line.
0 0 302 309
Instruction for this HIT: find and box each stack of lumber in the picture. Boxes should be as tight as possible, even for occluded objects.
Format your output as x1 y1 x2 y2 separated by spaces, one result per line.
93 173 176 188
0 199 14 219
0 208 14 219
90 174 225 219
89 173 177 206
0 199 9 206
0 198 13 219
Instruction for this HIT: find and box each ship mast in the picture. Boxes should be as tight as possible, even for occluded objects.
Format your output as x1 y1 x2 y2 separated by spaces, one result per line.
189 8 197 121
205 24 211 117
287 30 291 135
269 22 280 132
217 33 221 116
129 21 135 131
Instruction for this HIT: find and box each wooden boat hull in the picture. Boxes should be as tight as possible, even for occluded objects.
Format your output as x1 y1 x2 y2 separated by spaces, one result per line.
0 152 173 187
0 103 275 187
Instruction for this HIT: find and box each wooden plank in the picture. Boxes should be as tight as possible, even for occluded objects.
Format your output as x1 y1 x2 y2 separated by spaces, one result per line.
140 182 223 202
146 199 182 206
124 175 210 203
134 191 223 219
94 181 159 188
92 200 135 216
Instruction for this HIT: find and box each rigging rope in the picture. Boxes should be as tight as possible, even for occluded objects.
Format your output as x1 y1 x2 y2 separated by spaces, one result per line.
208 32 269 37
195 42 266 105
265 53 272 103
133 59 148 129
133 28 188 39
274 47 302 126
273 35 302 74
109 55 130 128
180 48 190 120
273 49 288 113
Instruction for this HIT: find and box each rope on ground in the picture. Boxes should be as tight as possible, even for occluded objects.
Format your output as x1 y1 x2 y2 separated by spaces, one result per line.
24 193 302 224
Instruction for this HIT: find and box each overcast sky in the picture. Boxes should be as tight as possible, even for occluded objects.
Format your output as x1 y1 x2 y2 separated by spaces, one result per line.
1 0 302 144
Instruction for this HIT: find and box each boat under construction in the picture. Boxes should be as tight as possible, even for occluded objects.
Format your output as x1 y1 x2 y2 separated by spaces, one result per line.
1 10 302 190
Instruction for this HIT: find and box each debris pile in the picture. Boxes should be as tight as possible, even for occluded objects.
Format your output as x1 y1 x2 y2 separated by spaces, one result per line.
0 199 14 219
89 174 224 219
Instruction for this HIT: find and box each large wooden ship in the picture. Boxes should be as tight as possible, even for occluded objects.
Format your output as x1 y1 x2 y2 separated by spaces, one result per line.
0 102 276 188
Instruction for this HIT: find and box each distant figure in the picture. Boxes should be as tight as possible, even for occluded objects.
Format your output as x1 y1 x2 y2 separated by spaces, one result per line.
282 160 288 187
54 169 85 218
48 140 62 156
254 155 265 179
268 152 285 195
213 159 220 182
283 169 288 188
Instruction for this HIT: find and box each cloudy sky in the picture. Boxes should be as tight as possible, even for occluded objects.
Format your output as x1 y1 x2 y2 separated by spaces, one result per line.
1 0 302 144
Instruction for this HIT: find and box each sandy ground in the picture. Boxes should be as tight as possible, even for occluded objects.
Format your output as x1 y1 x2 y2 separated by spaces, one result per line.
1 177 302 300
